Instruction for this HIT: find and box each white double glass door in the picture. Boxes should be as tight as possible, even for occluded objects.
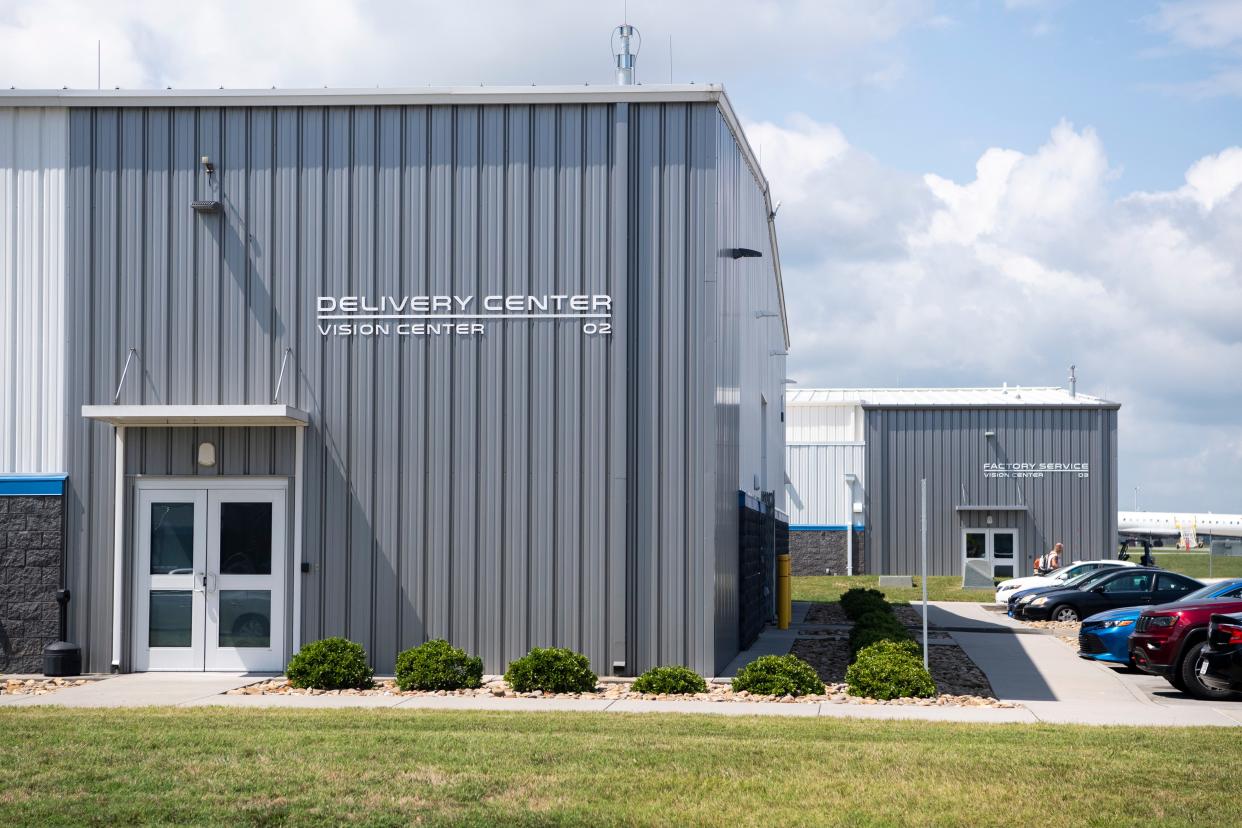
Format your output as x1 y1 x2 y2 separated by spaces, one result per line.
963 528 1020 580
135 481 286 671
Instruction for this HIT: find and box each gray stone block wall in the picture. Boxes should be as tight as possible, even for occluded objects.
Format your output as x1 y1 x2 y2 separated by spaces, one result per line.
0 496 64 674
790 529 866 576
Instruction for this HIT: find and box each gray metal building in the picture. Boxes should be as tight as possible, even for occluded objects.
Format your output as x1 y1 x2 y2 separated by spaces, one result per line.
785 388 1119 579
0 84 789 677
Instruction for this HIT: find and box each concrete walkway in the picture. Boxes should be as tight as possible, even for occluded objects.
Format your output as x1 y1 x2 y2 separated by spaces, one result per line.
928 601 1242 727
0 672 261 707
717 601 811 677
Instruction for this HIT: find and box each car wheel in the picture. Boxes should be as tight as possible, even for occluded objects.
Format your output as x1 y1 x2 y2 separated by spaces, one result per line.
1179 640 1239 701
1051 605 1079 623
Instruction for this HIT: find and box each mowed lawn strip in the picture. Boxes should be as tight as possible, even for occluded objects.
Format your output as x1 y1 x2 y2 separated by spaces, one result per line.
792 575 990 603
1 708 1238 827
1151 551 1242 579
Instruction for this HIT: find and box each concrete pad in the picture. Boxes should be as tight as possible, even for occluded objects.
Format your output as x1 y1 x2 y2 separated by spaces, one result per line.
4 673 260 708
606 699 820 717
1021 701 1241 727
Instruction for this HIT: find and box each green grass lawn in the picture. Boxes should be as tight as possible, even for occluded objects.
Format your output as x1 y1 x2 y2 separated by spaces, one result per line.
1152 551 1242 579
0 708 1238 826
792 575 990 603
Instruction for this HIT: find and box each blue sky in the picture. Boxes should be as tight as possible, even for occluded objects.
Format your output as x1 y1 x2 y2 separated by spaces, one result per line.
1 0 1239 511
693 1 1242 194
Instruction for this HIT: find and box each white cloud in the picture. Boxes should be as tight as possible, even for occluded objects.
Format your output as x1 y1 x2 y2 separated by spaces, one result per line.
0 0 932 90
762 113 1242 509
1150 0 1242 50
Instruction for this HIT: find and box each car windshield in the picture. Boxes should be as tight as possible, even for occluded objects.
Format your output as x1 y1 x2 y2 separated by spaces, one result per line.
1052 565 1089 581
1063 569 1117 590
1181 581 1242 603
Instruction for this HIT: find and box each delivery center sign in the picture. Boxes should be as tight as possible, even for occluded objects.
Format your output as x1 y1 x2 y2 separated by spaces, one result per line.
316 294 613 337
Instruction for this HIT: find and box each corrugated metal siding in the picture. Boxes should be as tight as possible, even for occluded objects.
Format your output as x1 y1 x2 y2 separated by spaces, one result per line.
709 113 786 671
786 444 865 526
0 108 66 473
64 104 632 674
786 404 862 443
58 100 781 677
865 407 1118 576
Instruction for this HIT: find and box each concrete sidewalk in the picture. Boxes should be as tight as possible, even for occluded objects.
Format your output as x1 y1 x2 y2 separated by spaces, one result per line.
0 672 261 707
928 601 1242 727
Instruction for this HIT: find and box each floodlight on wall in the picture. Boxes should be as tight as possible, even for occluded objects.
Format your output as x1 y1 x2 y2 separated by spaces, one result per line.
200 155 214 175
783 378 797 384
770 350 788 356
727 247 763 259
984 431 996 439
754 310 780 318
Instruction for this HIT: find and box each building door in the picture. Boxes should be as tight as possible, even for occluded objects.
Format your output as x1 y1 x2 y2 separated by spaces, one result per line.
134 481 286 672
962 529 1019 579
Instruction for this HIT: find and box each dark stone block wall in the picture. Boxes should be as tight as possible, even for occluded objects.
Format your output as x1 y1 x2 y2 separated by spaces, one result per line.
738 502 766 651
0 496 64 674
790 529 866 576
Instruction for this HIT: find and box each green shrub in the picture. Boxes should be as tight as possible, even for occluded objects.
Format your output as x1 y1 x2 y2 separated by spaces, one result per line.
631 665 708 695
849 624 914 658
845 640 936 700
731 654 824 697
853 609 905 633
840 587 890 619
395 639 483 691
286 637 374 690
504 647 598 694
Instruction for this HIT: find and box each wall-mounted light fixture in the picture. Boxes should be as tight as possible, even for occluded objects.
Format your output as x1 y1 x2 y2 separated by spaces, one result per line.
783 378 798 384
197 441 217 468
770 350 788 356
200 155 215 176
754 309 780 319
984 430 996 439
727 247 762 259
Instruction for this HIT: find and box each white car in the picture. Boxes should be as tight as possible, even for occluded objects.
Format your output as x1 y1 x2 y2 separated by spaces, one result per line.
993 559 1136 604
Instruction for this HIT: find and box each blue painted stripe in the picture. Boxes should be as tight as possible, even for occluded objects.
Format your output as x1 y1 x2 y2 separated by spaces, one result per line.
0 474 67 496
790 524 865 532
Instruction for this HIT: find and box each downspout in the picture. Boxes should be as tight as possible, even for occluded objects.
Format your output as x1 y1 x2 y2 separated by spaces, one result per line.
290 424 306 654
110 425 126 671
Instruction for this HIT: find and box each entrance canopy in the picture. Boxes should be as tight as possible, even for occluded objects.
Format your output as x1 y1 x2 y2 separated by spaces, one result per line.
81 404 309 427
80 403 309 671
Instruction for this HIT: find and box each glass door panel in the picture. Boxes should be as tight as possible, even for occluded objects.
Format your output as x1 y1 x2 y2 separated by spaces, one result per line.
205 488 286 671
992 532 1017 578
136 490 207 670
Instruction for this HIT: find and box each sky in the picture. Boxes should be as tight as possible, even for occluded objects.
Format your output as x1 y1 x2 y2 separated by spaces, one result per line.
1 0 1240 512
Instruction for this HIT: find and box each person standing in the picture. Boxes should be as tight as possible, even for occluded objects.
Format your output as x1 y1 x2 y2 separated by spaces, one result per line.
1046 542 1064 571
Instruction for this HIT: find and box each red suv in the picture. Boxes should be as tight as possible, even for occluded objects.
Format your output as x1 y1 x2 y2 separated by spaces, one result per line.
1130 598 1242 699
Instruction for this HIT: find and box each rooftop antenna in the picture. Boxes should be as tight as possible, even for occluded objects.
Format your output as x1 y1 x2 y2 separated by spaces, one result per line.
612 23 641 85
96 40 101 90
1068 364 1077 397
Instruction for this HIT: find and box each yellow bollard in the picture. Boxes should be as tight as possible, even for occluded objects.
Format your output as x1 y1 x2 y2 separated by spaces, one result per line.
777 553 792 630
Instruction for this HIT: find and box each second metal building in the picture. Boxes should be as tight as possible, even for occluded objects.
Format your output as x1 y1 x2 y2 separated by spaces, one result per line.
786 388 1119 580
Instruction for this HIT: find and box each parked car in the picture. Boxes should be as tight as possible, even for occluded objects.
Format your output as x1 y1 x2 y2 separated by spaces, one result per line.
1008 567 1146 619
995 559 1135 604
1079 578 1242 666
1198 612 1242 694
1020 569 1202 623
1129 587 1242 700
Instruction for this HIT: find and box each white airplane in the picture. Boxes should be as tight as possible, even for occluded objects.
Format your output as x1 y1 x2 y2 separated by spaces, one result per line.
1118 511 1242 547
